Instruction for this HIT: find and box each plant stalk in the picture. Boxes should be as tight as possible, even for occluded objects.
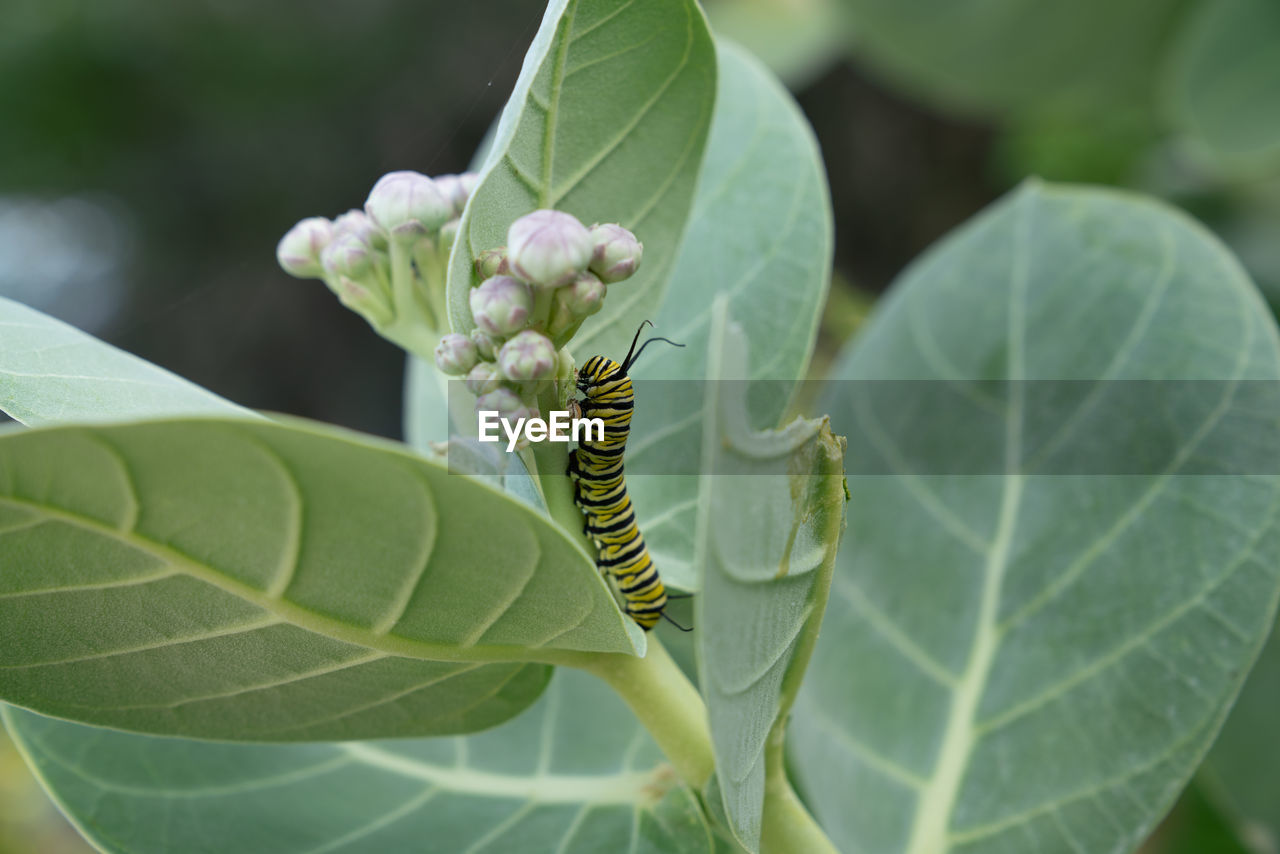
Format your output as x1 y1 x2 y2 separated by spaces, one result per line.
759 724 840 854
578 638 716 790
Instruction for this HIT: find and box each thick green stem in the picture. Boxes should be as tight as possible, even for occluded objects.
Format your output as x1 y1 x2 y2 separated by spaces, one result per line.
411 241 450 330
529 379 595 555
578 638 716 790
389 241 436 330
759 726 839 854
523 379 718 833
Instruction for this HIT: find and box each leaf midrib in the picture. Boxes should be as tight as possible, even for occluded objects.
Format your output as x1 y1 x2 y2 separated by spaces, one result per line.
902 188 1033 854
342 742 664 805
0 495 573 666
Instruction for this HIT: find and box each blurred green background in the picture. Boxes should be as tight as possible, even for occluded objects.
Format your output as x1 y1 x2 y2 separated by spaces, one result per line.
3 0 1278 850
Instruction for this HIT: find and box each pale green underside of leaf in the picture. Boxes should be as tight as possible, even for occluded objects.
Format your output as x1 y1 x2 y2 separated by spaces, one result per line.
404 355 452 450
694 298 845 851
838 0 1186 115
1168 0 1280 167
0 417 643 739
446 0 716 362
622 41 833 591
792 182 1280 854
0 296 255 426
0 299 578 743
2 668 713 854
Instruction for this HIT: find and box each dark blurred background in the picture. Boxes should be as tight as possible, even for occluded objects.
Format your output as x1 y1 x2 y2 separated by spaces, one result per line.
0 0 1012 443
3 0 1277 850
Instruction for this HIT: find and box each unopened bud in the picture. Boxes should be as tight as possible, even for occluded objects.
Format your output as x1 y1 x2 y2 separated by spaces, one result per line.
470 329 498 360
331 275 392 327
475 247 509 279
434 173 475 216
466 362 503 396
321 234 373 278
459 172 478 200
469 275 533 336
558 271 605 317
365 171 453 243
475 387 523 418
438 219 459 254
332 209 387 251
589 223 643 283
434 333 478 376
507 209 592 288
498 330 557 381
277 217 333 278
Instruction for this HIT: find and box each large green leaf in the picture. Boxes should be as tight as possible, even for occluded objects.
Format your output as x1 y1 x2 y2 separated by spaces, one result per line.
446 0 716 361
1201 615 1280 852
837 0 1188 116
704 0 846 88
622 41 833 590
0 296 254 426
694 299 845 851
0 300 575 745
2 668 713 854
1168 0 1280 168
791 183 1280 853
0 417 643 739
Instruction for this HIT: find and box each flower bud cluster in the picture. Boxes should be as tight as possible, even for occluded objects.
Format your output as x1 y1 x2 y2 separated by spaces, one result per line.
434 209 642 440
276 170 478 357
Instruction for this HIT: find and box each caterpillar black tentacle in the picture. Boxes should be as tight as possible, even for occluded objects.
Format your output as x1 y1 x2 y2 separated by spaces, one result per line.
569 322 686 631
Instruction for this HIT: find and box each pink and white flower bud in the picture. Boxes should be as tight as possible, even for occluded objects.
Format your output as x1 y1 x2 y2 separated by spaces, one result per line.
434 173 474 216
469 275 533 336
507 209 593 288
434 333 478 376
332 209 387 251
276 217 333 278
321 233 373 278
459 172 479 199
588 223 643 283
475 247 509 280
466 362 503 396
475 387 523 418
498 330 557 381
365 171 453 243
558 271 606 317
470 329 498 360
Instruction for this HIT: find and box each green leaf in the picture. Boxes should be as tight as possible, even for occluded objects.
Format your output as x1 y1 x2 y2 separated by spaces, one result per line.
704 0 846 88
446 0 717 361
623 41 834 590
0 295 254 426
403 354 452 452
695 298 846 851
1167 0 1280 168
1141 782 1254 854
2 668 714 854
0 300 573 742
0 416 643 739
837 0 1186 115
791 182 1280 853
1201 614 1280 853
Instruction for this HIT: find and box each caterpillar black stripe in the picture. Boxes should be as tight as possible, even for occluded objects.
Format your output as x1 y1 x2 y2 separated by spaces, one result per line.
568 322 688 632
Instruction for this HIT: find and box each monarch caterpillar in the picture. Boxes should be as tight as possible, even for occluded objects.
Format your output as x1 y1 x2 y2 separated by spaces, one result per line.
568 322 688 632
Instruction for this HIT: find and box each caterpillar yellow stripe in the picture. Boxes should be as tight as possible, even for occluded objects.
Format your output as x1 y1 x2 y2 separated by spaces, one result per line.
568 324 685 632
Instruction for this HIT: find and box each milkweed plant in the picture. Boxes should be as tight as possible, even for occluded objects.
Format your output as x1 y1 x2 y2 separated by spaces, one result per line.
3 2 1280 853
